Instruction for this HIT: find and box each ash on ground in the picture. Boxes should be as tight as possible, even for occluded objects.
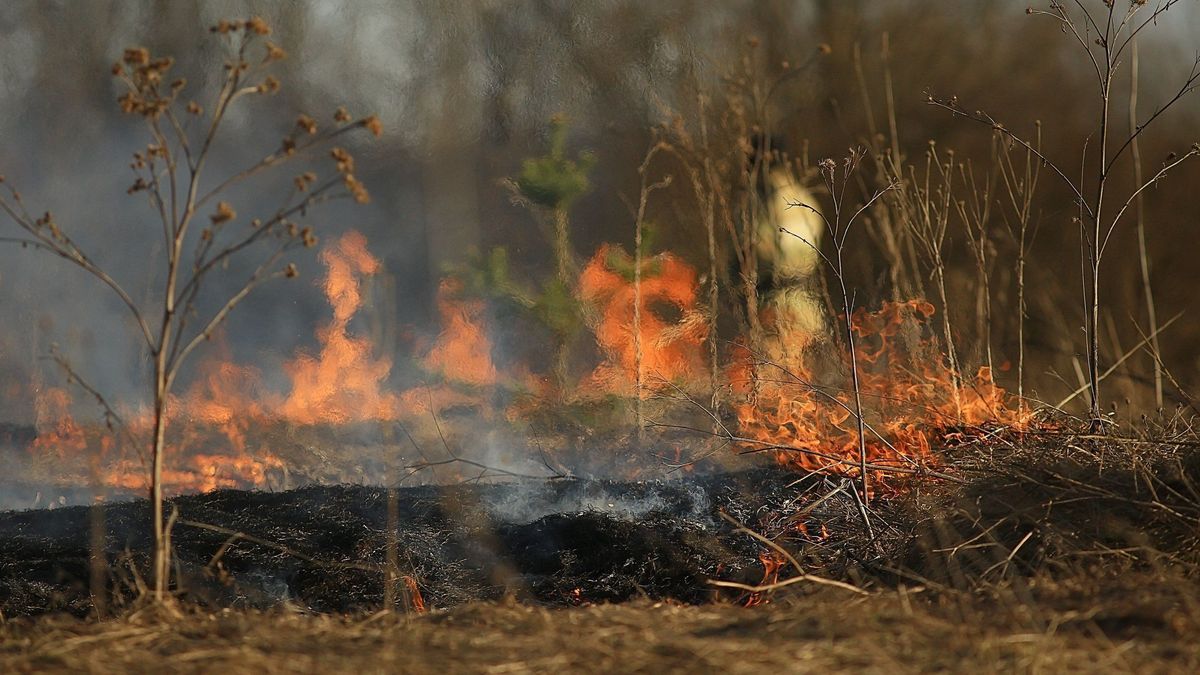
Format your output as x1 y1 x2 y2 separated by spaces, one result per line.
0 467 865 617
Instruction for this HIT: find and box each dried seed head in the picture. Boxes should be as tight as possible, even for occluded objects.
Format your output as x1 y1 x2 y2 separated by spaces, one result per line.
246 16 271 35
344 174 370 204
362 115 383 137
211 201 236 224
264 41 287 62
123 47 150 66
293 171 318 192
258 75 281 95
296 114 318 135
284 263 298 278
334 106 351 123
330 147 355 174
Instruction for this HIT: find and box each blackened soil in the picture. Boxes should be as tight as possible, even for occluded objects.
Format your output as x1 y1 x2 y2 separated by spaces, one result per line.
0 468 836 617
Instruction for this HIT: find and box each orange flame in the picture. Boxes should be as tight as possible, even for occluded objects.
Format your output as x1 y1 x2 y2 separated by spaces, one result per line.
423 278 497 387
730 300 1025 488
17 229 1028 498
31 386 87 458
579 245 709 397
280 231 399 424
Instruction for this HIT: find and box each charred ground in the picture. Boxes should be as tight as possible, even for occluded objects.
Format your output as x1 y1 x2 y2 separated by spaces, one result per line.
0 465 838 616
2 431 1199 672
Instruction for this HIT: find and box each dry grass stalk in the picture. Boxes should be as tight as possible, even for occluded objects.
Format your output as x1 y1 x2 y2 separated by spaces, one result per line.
0 18 379 601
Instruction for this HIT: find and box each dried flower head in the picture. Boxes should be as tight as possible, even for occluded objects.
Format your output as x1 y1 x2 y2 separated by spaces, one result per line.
293 171 317 191
301 227 317 248
334 106 351 123
361 115 383 137
330 147 355 175
211 19 237 34
186 101 203 116
211 201 236 224
123 48 150 66
246 16 271 36
296 114 318 135
284 263 298 278
258 75 281 95
344 174 370 204
264 41 287 62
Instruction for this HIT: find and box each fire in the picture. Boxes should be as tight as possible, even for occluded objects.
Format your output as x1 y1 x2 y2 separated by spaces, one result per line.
20 231 396 495
422 278 497 387
14 227 1025 499
31 386 87 458
578 245 709 398
280 231 400 424
744 551 786 607
729 300 1024 487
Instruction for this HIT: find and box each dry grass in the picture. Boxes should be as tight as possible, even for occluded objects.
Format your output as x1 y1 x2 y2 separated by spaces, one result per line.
1 585 1195 674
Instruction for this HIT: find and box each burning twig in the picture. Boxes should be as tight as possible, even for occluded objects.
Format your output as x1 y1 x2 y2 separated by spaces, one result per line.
785 149 899 499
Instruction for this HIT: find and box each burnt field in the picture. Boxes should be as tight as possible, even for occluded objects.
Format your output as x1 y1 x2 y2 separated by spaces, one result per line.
3 1 1200 672
2 434 1199 673
0 466 825 617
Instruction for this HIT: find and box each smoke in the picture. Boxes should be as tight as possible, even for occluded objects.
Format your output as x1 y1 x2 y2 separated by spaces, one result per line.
486 478 711 526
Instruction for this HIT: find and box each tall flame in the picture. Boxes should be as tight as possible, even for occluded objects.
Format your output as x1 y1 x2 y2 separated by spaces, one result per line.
423 278 497 387
280 231 399 424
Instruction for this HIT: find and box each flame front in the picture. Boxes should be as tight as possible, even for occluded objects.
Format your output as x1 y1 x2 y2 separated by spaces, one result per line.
17 231 1025 497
